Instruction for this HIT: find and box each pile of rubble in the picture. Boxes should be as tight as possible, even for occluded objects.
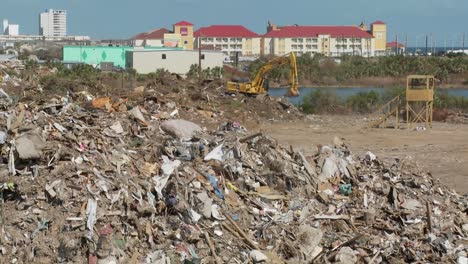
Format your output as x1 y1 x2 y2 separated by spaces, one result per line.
0 89 466 264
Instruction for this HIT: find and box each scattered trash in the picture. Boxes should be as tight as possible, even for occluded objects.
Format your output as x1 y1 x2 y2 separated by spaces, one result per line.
334 247 358 264
0 68 464 263
161 119 202 141
339 184 352 195
250 250 268 263
15 133 45 160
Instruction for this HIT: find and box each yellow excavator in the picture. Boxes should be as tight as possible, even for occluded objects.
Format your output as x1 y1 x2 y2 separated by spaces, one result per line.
226 52 299 97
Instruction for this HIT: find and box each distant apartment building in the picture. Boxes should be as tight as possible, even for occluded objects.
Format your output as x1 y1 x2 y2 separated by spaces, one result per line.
3 19 19 36
173 21 194 50
386 41 405 55
370 21 387 56
132 28 171 47
131 20 387 58
132 21 194 50
262 21 386 57
194 25 261 57
39 9 67 37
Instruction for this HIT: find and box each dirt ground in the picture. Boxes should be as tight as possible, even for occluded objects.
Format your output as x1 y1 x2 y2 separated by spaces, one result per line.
261 115 468 195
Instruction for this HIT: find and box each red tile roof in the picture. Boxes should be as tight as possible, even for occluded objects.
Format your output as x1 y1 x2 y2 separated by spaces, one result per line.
133 28 171 40
174 21 193 26
194 25 259 38
371 20 385 25
387 42 405 48
263 26 373 38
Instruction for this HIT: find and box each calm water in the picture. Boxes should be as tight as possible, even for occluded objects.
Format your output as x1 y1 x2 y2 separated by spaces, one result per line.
268 87 468 105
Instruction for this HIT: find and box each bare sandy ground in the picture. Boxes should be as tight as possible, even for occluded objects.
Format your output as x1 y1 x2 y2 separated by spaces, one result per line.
261 115 468 194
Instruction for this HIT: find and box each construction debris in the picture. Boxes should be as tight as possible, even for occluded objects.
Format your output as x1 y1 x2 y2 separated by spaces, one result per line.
0 61 466 263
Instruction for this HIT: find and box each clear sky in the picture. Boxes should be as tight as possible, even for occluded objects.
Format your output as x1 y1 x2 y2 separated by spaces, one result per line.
1 0 467 46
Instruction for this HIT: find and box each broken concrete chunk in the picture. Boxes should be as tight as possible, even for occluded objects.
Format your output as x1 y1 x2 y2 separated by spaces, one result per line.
296 225 323 260
365 151 376 162
128 106 147 124
15 133 45 160
401 198 423 211
458 256 468 264
161 119 201 141
334 247 358 264
204 143 224 162
0 131 6 144
97 256 117 264
110 121 124 134
319 156 339 180
250 250 268 263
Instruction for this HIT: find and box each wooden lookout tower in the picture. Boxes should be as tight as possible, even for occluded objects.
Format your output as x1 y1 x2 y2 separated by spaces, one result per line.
406 75 434 129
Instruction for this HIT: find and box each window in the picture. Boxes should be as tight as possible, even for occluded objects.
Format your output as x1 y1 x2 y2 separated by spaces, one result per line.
216 38 222 42
306 38 312 43
201 54 205 60
184 40 188 44
162 54 166 59
377 33 383 40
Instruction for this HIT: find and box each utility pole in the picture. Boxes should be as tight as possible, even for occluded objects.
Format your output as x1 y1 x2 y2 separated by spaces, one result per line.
405 34 408 55
198 36 202 81
463 32 466 53
444 34 447 52
395 35 398 55
425 35 428 56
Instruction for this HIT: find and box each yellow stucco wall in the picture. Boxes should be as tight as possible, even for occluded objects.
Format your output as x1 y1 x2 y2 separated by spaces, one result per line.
372 24 387 51
163 33 183 48
244 39 252 55
174 25 194 50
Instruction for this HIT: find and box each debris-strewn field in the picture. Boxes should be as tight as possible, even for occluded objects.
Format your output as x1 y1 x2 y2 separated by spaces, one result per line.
0 61 467 264
262 116 468 195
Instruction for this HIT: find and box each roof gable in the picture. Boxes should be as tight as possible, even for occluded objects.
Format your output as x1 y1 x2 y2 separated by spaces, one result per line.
174 21 193 26
387 41 405 48
194 25 259 38
371 20 385 25
263 25 373 38
133 28 171 40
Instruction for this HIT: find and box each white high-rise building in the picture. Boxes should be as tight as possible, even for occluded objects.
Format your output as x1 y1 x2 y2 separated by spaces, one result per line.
3 19 8 35
2 19 19 36
39 9 67 37
7 24 19 36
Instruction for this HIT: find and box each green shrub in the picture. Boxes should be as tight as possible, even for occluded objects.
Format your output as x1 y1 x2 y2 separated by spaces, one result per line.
346 91 382 113
301 89 342 114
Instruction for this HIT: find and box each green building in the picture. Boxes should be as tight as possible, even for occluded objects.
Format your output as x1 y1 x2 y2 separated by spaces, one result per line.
62 46 182 68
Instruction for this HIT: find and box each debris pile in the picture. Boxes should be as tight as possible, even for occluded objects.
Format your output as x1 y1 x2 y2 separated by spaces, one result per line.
0 90 466 264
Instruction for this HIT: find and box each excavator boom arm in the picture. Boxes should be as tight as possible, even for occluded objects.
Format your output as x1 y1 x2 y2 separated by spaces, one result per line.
226 52 299 96
251 53 299 96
